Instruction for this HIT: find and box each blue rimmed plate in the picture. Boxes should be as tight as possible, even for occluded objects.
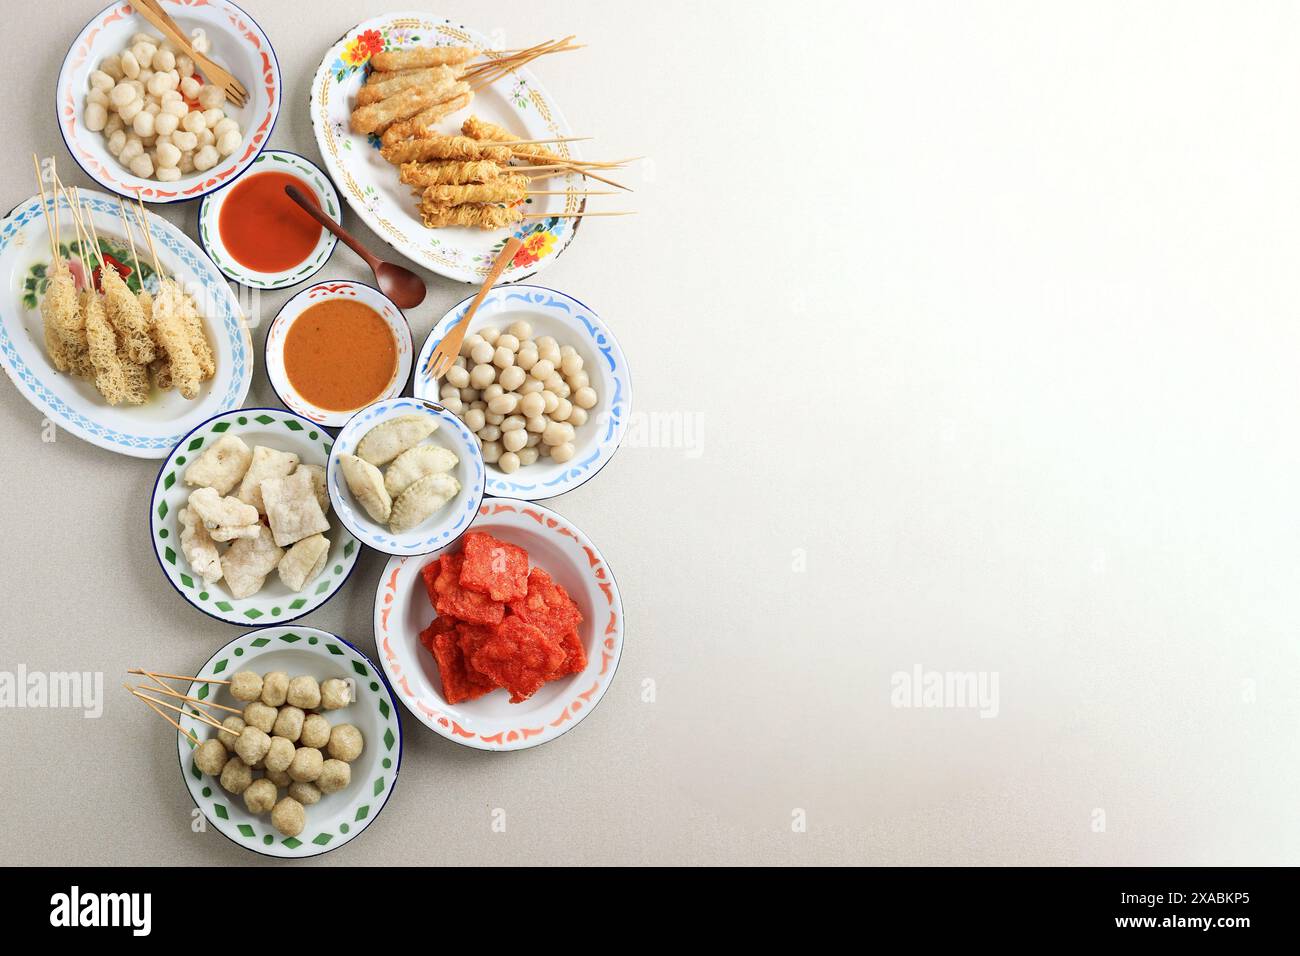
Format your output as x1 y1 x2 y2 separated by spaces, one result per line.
150 407 360 625
328 397 485 556
197 150 341 289
0 189 252 458
176 626 401 858
413 285 630 499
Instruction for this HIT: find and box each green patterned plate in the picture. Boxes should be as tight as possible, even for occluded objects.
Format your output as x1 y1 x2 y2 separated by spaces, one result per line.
177 626 402 859
197 150 341 290
150 407 360 626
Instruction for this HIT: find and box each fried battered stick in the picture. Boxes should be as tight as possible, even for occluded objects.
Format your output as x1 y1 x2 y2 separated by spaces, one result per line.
421 176 528 205
379 89 472 147
151 281 202 400
462 115 569 165
356 66 455 106
100 268 155 365
382 134 513 165
417 203 522 230
399 159 506 187
40 263 88 375
82 288 144 405
370 46 477 71
179 291 215 381
351 85 458 135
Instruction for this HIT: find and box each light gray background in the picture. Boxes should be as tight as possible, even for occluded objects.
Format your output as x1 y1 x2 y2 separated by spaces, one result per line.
2 0 1298 866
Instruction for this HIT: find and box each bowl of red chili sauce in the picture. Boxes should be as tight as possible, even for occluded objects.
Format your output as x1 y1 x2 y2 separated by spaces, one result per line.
198 150 340 290
265 279 413 427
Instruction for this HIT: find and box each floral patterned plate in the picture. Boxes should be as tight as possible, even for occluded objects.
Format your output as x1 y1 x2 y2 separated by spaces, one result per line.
413 285 631 500
373 498 624 751
265 280 413 427
198 150 341 289
0 189 252 458
176 625 402 858
150 407 360 625
56 0 281 203
309 12 586 284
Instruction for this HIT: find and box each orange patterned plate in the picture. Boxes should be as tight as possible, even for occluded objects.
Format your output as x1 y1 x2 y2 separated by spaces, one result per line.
372 498 624 750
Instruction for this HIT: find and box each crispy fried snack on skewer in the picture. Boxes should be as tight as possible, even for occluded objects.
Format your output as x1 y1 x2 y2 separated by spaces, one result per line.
461 115 581 168
351 85 459 135
179 291 215 381
100 268 155 365
81 288 142 405
399 159 506 187
151 280 202 400
421 176 528 206
370 45 478 71
418 202 522 230
356 65 456 106
382 134 513 165
379 90 472 147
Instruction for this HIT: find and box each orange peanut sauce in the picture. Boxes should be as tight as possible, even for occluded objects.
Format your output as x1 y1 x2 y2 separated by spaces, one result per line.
284 299 397 411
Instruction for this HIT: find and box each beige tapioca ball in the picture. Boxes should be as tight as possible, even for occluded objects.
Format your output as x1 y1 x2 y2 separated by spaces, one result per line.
498 366 526 392
551 442 576 464
101 55 124 80
517 447 539 466
566 369 590 391
463 407 486 432
525 415 547 434
481 440 503 463
179 75 201 100
546 376 570 400
287 676 320 709
552 398 573 423
155 141 181 168
84 102 108 132
271 797 305 837
519 392 545 419
154 111 179 137
478 326 500 346
229 671 263 702
156 166 181 182
300 713 330 749
459 332 484 358
128 153 154 179
287 781 322 806
560 350 583 377
492 345 515 369
516 347 538 372
120 49 141 78
242 701 276 733
469 363 496 389
542 421 569 447
273 705 305 742
327 724 364 762
317 759 351 794
573 386 598 410
218 715 245 751
439 381 459 402
446 365 471 389
518 378 545 396
264 767 292 787
470 340 494 365
500 414 526 432
288 747 323 783
483 383 504 402
176 54 195 79
107 129 127 156
498 451 520 474
260 671 289 706
219 756 253 794
193 144 219 171
264 736 295 773
460 387 480 404
243 778 277 815
119 98 144 125
320 678 351 710
488 393 518 416
154 47 176 72
525 432 541 447
529 358 555 381
502 429 527 453
568 406 588 428
541 391 559 415
233 725 271 766
478 424 501 443
198 84 224 110
194 738 227 775
484 412 504 427
507 320 532 339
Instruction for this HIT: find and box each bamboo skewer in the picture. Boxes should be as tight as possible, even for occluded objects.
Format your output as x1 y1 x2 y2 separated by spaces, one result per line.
117 197 143 278
527 189 618 196
522 210 635 219
132 682 242 716
126 684 200 745
475 136 590 149
130 688 231 733
128 667 230 686
31 155 58 263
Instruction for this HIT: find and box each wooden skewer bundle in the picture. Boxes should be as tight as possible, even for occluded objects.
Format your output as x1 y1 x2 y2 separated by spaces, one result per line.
125 669 240 744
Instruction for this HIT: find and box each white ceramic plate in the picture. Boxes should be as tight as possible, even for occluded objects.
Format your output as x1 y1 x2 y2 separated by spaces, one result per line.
177 626 402 858
374 498 624 750
265 280 412 427
150 407 360 625
198 150 340 288
0 189 252 457
309 12 585 283
328 397 485 556
56 0 281 203
413 285 630 499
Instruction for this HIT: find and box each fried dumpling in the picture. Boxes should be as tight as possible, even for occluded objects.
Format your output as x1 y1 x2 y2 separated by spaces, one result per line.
356 414 437 467
389 472 460 533
384 443 458 498
339 453 391 524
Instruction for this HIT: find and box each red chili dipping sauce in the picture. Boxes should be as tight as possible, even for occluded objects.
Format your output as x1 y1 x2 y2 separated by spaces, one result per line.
284 300 397 411
218 171 323 273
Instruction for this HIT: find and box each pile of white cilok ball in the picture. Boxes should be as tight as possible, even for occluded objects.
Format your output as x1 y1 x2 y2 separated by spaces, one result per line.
83 30 243 183
439 320 600 474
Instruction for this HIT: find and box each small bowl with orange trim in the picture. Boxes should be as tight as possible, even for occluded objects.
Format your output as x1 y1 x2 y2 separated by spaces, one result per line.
265 279 413 428
371 497 625 751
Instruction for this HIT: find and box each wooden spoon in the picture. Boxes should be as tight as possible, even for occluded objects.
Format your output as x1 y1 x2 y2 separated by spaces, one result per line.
284 184 427 309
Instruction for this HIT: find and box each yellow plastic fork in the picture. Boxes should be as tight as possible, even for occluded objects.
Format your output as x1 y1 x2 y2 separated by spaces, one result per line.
133 0 249 109
424 237 522 382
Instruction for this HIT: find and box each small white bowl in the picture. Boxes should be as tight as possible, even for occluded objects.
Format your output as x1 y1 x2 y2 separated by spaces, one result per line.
373 498 625 751
413 285 632 499
328 397 485 556
265 280 413 428
197 150 340 288
56 0 282 203
177 625 402 858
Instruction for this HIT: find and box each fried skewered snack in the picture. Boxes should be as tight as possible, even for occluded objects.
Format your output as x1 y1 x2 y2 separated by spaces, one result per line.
100 268 155 365
398 159 507 187
41 264 88 376
421 175 528 206
379 90 472 147
151 280 202 400
369 46 478 71
351 85 459 135
417 202 522 230
381 134 514 165
179 291 215 381
355 66 456 106
81 288 143 405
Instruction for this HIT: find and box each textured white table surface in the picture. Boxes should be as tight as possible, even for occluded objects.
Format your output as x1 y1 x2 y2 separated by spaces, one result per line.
2 0 1298 866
